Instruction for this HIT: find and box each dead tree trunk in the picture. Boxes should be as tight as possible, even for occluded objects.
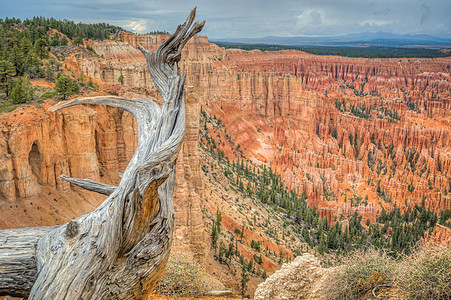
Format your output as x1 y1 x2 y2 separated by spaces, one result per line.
0 9 204 299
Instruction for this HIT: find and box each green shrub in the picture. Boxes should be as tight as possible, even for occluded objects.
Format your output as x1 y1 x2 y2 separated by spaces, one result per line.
40 91 56 99
156 251 211 297
397 244 451 299
324 247 395 299
0 102 17 113
118 74 124 85
87 77 94 87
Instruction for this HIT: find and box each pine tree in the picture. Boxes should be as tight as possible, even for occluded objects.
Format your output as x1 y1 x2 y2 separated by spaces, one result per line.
24 50 42 78
210 221 218 254
226 236 234 262
34 38 49 59
218 240 226 263
20 37 33 55
49 35 61 46
215 208 222 234
87 77 94 87
278 250 284 264
240 264 249 298
54 74 79 99
10 75 33 104
317 233 327 255
0 60 14 97
118 74 124 85
73 36 83 46
10 45 24 76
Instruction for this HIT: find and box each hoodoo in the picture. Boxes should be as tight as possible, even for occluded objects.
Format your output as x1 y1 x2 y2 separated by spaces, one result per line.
0 8 204 299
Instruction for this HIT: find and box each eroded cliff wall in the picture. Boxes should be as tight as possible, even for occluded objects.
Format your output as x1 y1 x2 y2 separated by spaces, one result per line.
63 34 451 225
84 34 451 250
207 50 450 223
0 34 449 262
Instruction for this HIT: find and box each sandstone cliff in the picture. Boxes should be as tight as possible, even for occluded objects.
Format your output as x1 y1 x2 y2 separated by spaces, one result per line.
198 50 450 224
111 36 450 218
0 34 449 295
0 36 212 263
0 102 104 227
85 35 450 225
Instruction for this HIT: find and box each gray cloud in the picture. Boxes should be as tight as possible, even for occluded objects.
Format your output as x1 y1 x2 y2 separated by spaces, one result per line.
369 1 391 16
420 3 430 25
2 0 450 38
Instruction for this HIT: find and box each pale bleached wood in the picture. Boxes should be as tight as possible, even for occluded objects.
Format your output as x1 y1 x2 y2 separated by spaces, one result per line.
0 227 55 297
59 175 117 195
0 8 204 299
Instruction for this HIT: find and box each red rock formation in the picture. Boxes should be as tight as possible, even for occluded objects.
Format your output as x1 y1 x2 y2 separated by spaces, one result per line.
83 34 450 223
0 36 212 263
0 102 105 228
424 224 451 248
196 49 450 222
0 33 449 297
1 33 449 263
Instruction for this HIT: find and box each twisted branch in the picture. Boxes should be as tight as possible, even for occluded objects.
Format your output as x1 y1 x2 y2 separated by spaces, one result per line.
0 8 204 300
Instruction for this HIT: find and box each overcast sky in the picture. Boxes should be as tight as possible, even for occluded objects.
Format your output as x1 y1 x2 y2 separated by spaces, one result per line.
2 0 450 39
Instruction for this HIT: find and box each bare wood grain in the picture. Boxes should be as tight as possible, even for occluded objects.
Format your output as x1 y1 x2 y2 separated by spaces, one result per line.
0 227 55 297
59 175 117 195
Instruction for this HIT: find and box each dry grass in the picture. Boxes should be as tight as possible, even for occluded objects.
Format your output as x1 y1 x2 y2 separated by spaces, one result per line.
323 247 396 300
148 293 241 300
323 244 451 300
397 244 451 299
155 251 222 298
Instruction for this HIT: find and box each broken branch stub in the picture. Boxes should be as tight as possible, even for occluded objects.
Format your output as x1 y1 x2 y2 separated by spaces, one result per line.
0 8 204 300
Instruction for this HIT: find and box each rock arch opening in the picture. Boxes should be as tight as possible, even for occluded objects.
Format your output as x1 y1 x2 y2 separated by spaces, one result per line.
28 141 42 183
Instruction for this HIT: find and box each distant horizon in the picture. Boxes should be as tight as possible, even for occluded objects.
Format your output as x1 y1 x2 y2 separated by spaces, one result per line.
211 31 451 41
3 16 450 43
3 1 451 40
2 14 451 49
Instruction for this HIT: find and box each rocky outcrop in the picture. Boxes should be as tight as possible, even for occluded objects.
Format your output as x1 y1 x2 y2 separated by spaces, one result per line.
0 97 208 260
189 48 451 222
0 103 123 227
172 91 207 261
0 103 102 228
0 104 100 198
70 36 451 224
254 253 331 300
1 33 449 266
424 224 451 248
0 36 211 263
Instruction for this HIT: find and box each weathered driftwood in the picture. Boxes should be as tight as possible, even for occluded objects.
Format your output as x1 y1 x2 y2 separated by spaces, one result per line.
0 8 204 299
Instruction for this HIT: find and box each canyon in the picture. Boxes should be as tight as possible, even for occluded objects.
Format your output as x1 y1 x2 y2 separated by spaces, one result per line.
90 33 451 223
0 31 450 296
